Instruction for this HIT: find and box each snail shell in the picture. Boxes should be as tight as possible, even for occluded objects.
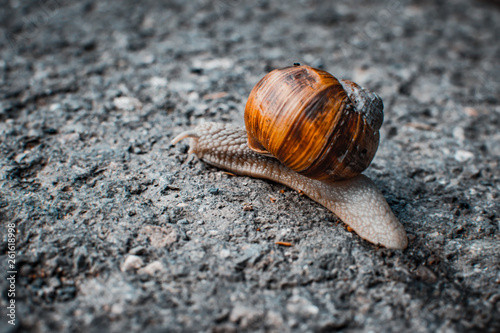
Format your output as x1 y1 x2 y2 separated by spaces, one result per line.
244 65 384 182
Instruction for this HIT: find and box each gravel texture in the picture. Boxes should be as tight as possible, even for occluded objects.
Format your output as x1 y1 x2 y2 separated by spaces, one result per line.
0 0 499 332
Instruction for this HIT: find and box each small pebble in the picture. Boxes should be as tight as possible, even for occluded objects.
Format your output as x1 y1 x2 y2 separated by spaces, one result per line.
113 96 143 111
143 225 179 248
454 150 474 162
286 296 319 317
120 255 144 272
129 246 146 255
423 175 436 183
138 261 165 276
452 127 465 141
149 76 168 88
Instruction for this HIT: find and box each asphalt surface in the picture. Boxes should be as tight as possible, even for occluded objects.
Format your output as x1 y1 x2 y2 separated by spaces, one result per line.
0 1 499 332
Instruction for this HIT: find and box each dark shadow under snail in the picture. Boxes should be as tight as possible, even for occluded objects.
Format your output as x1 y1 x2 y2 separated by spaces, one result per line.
172 65 408 250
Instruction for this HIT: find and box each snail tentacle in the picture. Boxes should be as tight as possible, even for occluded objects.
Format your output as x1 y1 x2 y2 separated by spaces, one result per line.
172 122 408 250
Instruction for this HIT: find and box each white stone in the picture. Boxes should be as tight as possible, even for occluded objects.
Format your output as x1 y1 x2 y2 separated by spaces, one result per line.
138 261 165 276
121 255 144 272
113 96 142 111
454 150 474 162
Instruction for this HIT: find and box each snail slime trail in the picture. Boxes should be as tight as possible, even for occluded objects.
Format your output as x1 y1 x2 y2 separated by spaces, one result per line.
172 65 408 250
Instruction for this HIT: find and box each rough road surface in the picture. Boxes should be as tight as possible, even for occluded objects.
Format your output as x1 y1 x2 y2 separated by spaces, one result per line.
0 1 499 332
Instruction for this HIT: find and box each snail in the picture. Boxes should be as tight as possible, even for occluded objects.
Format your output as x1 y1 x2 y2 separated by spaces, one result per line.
172 65 408 250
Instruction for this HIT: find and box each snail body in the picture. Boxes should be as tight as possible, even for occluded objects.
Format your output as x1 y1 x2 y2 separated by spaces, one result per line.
172 65 408 250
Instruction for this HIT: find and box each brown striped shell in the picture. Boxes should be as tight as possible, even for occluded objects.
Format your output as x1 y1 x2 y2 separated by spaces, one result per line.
244 65 384 182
